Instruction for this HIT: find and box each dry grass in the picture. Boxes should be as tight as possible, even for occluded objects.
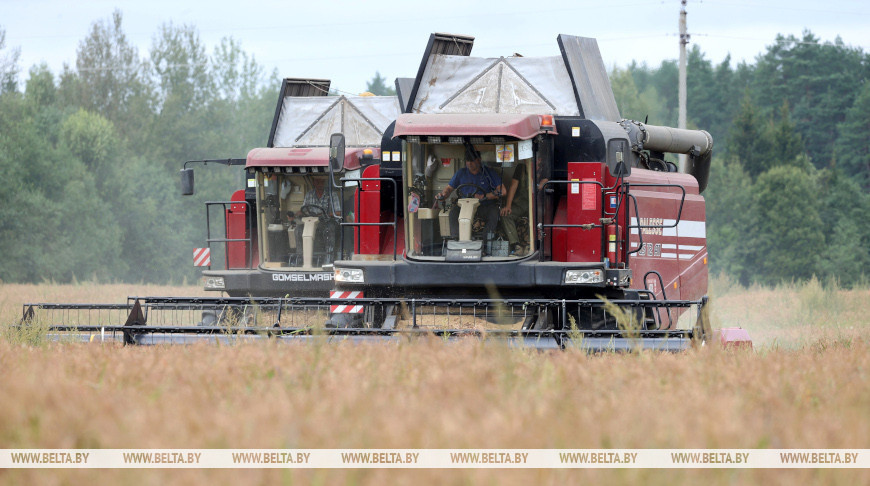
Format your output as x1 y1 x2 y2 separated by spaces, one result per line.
1 281 869 485
710 274 870 349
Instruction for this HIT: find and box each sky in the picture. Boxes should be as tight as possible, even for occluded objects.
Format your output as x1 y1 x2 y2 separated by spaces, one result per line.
2 0 869 95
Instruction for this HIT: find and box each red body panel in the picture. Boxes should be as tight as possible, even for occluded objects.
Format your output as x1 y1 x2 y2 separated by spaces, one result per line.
566 162 604 262
355 164 404 256
624 169 708 300
226 190 256 269
550 164 708 302
356 165 382 254
381 216 405 256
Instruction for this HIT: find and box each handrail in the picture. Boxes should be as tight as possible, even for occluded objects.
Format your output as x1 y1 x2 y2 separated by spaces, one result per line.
338 176 400 261
205 200 254 270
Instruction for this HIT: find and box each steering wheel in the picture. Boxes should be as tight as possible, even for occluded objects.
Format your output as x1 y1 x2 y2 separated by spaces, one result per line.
299 204 327 218
453 183 489 200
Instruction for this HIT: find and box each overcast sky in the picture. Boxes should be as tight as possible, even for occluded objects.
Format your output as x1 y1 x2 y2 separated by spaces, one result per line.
3 0 869 95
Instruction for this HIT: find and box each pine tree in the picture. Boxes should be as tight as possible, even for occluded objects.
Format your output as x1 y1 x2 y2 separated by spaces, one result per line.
748 166 825 284
365 72 395 96
833 82 870 190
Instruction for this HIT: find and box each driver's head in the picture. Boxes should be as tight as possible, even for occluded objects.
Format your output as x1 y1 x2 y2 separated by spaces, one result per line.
311 177 326 190
464 145 482 174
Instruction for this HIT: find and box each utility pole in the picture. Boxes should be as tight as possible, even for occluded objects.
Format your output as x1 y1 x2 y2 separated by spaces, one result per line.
678 0 689 171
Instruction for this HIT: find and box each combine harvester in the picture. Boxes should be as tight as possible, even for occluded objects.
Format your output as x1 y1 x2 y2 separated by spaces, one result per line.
20 34 750 350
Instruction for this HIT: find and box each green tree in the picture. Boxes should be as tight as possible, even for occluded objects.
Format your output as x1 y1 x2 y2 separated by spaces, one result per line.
704 157 755 283
833 82 870 189
147 22 213 166
764 102 807 170
0 26 21 94
211 37 266 102
727 93 772 178
365 71 395 96
753 31 867 168
68 10 152 135
816 169 870 286
748 166 825 285
151 22 210 109
610 67 647 120
25 64 56 109
0 94 123 282
60 109 120 182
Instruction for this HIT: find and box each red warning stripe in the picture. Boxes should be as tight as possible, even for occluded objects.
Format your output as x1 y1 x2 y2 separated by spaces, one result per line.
193 248 211 267
330 290 364 313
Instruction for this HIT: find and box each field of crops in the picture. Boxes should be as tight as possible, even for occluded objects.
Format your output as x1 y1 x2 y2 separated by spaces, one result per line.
1 278 868 484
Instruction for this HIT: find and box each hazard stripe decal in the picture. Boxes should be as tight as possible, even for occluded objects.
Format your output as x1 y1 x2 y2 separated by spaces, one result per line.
193 248 211 267
330 291 364 314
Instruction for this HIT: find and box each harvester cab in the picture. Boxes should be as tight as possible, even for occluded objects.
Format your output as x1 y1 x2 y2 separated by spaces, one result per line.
183 78 400 297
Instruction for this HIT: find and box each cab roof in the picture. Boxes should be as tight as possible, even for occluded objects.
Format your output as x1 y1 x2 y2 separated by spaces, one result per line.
392 113 555 140
245 147 377 171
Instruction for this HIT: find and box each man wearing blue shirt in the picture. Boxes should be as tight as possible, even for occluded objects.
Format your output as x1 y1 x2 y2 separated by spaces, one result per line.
436 147 505 240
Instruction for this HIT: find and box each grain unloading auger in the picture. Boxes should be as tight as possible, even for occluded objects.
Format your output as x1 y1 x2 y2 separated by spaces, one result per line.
19 295 723 351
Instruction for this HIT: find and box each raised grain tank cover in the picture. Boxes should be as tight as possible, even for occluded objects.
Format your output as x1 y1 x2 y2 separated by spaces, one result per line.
403 33 620 120
557 35 621 122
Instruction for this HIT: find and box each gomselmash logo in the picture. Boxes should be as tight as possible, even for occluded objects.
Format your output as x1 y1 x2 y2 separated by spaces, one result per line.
272 273 333 282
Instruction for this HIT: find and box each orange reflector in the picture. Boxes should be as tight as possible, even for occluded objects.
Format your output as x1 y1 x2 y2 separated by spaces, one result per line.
540 114 554 128
673 282 678 289
704 257 707 265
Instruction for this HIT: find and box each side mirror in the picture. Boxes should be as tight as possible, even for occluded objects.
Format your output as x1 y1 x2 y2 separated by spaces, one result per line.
329 133 345 173
613 161 628 178
180 168 195 195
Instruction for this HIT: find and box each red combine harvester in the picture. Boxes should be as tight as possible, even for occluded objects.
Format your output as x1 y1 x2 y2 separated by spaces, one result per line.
180 78 400 298
326 33 751 350
20 35 750 350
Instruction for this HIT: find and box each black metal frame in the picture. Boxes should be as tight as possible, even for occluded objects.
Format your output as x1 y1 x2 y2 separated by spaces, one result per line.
21 295 709 351
338 175 400 260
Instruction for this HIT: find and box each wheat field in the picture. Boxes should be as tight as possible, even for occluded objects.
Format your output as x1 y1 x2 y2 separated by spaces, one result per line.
1 279 868 485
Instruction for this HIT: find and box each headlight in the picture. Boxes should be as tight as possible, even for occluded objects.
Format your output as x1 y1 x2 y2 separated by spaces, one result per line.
564 269 603 284
334 268 365 283
204 277 226 290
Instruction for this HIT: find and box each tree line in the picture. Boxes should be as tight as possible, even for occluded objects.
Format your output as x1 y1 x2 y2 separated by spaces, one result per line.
613 31 870 287
0 11 278 284
0 14 867 287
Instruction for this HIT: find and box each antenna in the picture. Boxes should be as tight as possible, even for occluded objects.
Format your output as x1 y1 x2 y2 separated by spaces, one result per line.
678 0 689 172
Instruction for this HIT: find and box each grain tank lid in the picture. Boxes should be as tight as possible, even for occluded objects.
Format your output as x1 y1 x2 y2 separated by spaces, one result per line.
245 147 373 170
393 113 555 140
556 35 621 122
270 95 401 148
410 54 580 116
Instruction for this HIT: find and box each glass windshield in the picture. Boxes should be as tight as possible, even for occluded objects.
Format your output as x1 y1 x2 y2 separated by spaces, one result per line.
403 141 536 261
257 172 351 270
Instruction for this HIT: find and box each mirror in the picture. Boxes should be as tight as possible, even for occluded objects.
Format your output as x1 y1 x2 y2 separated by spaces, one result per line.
180 168 195 195
329 133 345 173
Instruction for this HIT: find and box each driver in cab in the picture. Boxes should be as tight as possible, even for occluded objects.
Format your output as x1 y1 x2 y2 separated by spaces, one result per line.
435 146 505 239
295 176 343 252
